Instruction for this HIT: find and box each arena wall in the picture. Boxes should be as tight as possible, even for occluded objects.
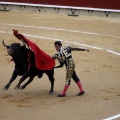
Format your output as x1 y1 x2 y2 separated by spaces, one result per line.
0 0 120 10
0 0 120 17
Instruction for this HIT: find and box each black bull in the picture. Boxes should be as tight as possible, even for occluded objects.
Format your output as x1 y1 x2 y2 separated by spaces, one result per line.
2 40 55 94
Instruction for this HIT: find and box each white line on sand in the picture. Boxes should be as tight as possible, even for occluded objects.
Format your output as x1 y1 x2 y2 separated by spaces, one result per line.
0 30 120 56
1 23 120 39
103 114 120 120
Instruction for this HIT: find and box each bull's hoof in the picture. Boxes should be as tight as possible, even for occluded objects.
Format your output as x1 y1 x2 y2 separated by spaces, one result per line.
14 86 20 90
3 86 9 90
49 91 54 94
20 86 25 90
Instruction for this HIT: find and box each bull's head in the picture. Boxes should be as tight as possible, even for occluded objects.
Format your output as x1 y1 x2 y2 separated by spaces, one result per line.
2 40 26 56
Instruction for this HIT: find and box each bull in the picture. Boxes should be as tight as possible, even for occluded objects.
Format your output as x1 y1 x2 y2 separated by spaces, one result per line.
2 40 55 94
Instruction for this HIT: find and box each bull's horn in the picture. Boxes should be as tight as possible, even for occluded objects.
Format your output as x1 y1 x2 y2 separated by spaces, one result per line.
2 40 10 48
21 39 26 46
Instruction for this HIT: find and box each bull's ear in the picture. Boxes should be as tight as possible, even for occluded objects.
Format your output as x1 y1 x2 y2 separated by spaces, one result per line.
2 40 10 49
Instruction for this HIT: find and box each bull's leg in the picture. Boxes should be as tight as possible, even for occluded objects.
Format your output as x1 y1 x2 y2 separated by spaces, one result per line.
20 77 34 90
45 69 55 94
15 70 30 90
3 70 18 90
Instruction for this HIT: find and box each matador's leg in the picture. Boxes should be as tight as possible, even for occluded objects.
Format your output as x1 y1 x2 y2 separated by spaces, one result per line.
72 71 85 96
57 69 74 97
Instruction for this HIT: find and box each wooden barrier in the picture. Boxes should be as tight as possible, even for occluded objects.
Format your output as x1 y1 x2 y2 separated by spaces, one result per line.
0 0 120 10
0 1 120 17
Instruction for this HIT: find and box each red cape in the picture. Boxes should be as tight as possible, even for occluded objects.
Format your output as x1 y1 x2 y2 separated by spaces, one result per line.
13 29 55 70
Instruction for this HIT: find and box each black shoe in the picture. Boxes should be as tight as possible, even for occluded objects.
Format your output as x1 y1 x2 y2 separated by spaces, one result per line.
77 91 85 96
57 94 66 97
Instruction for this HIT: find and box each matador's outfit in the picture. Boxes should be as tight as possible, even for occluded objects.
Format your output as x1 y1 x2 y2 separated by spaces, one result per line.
53 45 86 85
52 45 86 96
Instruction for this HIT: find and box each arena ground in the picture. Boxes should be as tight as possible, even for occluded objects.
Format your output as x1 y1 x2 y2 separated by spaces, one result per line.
0 11 120 120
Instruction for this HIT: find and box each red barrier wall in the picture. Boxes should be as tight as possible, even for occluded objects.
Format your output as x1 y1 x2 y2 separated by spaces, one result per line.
1 0 120 10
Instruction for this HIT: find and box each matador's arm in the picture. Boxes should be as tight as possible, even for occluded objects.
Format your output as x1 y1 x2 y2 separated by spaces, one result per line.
52 52 64 68
54 61 64 68
68 45 89 52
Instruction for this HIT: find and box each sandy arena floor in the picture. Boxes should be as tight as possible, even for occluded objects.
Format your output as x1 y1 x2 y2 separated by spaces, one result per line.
0 11 120 120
